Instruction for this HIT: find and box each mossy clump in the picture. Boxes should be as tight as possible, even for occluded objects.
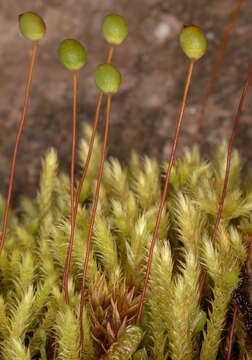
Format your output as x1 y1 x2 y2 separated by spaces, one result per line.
0 126 251 359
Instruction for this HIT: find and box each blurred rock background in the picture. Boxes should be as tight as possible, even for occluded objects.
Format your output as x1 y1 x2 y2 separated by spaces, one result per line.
0 0 251 201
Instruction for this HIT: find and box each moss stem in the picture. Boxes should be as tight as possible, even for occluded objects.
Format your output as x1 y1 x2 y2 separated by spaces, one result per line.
198 61 252 304
189 0 244 147
0 41 39 257
62 71 78 303
226 234 252 359
226 305 238 360
136 58 196 324
79 94 112 357
62 45 115 303
107 44 115 64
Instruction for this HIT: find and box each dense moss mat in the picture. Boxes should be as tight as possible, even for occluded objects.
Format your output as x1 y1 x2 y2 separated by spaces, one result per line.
0 125 251 359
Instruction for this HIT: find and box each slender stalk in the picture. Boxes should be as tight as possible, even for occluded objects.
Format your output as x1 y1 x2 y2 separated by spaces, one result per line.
136 59 196 324
189 0 244 147
62 71 77 304
198 61 252 304
79 95 112 357
246 234 252 265
226 234 252 359
226 305 238 360
107 44 115 64
0 41 39 257
62 45 115 302
53 341 58 360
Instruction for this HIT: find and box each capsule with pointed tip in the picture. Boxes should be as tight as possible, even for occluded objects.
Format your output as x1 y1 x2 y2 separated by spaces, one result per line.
95 64 121 94
19 12 46 41
180 25 207 60
102 14 128 45
58 39 86 71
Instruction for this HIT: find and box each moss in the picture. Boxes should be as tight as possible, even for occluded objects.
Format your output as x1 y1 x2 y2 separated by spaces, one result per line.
0 127 251 359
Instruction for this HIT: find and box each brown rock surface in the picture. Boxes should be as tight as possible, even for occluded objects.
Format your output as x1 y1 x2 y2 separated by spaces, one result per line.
0 0 251 201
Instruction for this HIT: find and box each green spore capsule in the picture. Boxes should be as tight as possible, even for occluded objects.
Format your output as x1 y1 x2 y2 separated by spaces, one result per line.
102 325 143 360
102 14 128 45
19 12 46 41
95 64 121 94
58 39 86 71
180 25 207 60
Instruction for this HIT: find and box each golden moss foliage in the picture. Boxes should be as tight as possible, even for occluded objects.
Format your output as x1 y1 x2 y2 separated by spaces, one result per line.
0 125 251 359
